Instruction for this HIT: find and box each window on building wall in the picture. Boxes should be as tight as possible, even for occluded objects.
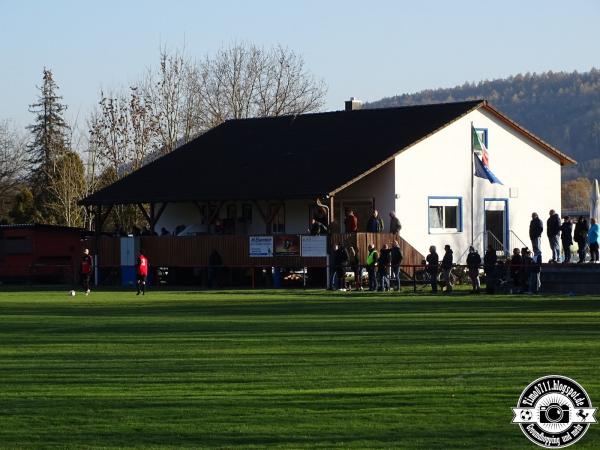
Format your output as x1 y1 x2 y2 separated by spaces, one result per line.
475 128 488 148
428 197 462 233
269 204 285 233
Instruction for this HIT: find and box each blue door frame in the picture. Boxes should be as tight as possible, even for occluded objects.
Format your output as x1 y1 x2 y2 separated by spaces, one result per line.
483 198 510 252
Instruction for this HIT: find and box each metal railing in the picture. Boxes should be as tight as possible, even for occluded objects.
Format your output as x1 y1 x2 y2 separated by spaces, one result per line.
509 230 529 252
484 230 506 257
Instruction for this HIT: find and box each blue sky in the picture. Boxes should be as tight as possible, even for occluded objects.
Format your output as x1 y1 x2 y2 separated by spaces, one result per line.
1 0 599 129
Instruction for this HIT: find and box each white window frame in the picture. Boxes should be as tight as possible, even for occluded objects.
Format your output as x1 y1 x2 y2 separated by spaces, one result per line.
428 197 462 234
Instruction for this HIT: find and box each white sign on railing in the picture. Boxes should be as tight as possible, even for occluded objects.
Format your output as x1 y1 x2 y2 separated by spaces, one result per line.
249 236 273 257
301 235 327 257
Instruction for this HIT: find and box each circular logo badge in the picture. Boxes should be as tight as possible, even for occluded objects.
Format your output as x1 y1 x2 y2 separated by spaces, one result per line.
512 375 597 448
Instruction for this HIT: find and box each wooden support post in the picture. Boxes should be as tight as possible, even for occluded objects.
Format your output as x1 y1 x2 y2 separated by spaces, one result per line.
99 204 113 231
136 203 152 229
207 201 225 225
149 203 156 231
328 196 335 225
153 202 168 231
193 201 207 223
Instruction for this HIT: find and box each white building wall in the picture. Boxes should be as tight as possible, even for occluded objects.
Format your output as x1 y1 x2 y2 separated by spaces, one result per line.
394 108 562 262
335 161 395 227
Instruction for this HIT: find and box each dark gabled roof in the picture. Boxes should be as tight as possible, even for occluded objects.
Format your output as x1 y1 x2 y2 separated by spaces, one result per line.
80 100 574 206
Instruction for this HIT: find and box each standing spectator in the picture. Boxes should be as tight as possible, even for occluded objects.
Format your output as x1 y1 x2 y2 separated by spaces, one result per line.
441 244 454 294
426 245 439 293
547 209 561 262
390 240 403 291
389 212 401 235
588 218 600 263
521 249 533 294
466 246 481 294
347 245 361 290
313 207 328 227
309 218 328 235
332 244 349 290
344 209 358 233
366 209 384 233
529 251 542 294
574 216 589 263
208 249 223 288
484 244 497 294
529 212 543 256
136 250 149 295
366 244 379 291
377 244 391 291
560 216 574 263
509 248 522 292
328 220 341 234
80 248 93 296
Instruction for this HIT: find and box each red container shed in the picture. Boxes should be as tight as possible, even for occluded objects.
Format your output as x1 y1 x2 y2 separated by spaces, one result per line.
0 224 85 283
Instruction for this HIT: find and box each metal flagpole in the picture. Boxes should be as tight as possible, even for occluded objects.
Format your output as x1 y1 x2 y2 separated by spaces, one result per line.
471 122 475 247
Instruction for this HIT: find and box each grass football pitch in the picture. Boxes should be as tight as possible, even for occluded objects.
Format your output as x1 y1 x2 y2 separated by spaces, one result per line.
0 288 599 449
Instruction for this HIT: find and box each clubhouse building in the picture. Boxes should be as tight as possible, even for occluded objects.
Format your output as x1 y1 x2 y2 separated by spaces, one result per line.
81 99 575 275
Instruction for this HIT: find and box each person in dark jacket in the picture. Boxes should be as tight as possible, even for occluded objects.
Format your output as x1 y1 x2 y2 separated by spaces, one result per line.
521 249 533 293
208 249 223 288
441 244 454 293
560 216 574 263
80 248 93 296
426 245 439 293
377 244 391 291
310 218 328 235
366 244 379 291
574 216 589 263
332 244 349 290
529 212 543 256
344 209 358 233
484 244 497 294
547 209 561 262
366 210 384 233
389 211 401 235
466 246 481 294
509 248 522 291
588 218 600 263
347 246 361 290
529 251 542 294
390 240 403 291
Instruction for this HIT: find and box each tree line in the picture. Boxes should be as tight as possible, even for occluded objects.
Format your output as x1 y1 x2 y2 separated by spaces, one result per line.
0 43 327 230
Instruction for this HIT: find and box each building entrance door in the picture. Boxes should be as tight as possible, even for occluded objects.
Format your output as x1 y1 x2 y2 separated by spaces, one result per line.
484 199 508 254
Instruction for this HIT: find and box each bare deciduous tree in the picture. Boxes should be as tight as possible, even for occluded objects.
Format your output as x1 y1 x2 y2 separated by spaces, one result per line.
85 43 327 232
143 48 187 155
191 43 327 132
47 150 86 227
0 120 27 217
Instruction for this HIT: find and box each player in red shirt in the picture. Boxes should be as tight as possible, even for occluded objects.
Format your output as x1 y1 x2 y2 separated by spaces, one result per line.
136 250 149 295
81 248 93 295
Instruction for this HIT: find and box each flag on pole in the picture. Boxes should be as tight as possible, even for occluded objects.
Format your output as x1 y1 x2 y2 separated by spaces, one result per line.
472 125 502 184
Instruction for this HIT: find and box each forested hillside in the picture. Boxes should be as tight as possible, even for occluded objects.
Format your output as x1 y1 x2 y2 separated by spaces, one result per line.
368 69 600 181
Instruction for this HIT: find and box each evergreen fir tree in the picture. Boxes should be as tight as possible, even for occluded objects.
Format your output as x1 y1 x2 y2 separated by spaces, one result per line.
26 68 70 222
